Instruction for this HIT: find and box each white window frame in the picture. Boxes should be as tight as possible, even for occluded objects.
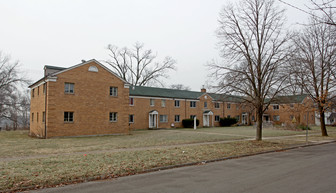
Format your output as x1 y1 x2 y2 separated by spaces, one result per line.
227 103 231 109
215 115 220 122
273 115 280 121
190 101 196 108
64 112 74 122
110 112 118 122
129 97 134 106
161 99 166 107
204 102 207 108
64 83 74 94
150 99 155 106
110 87 118 96
129 114 134 123
273 104 279 110
174 100 180 107
175 115 180 122
160 115 168 122
214 102 220 109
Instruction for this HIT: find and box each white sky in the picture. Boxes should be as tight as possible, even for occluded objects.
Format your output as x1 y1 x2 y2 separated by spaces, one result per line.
0 0 311 91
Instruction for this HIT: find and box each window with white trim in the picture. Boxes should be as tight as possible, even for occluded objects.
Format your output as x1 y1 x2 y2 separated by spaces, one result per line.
161 99 166 107
190 101 196 108
160 115 168 122
150 99 155 106
204 102 207 108
227 103 231 109
215 115 220 122
109 112 117 122
273 115 280 121
64 112 74 122
129 97 134 106
175 115 180 122
174 100 180 107
110 87 118 96
273 105 279 110
129 114 134 123
214 102 220 108
64 83 74 94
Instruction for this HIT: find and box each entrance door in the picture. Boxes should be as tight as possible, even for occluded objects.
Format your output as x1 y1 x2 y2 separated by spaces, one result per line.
263 115 269 122
149 114 157 128
242 113 248 125
203 115 209 127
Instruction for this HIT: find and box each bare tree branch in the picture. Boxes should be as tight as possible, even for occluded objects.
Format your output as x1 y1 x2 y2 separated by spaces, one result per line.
105 42 176 86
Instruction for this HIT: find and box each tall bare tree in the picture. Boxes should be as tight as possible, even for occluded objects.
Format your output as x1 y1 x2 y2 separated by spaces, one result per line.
208 0 290 140
105 42 176 86
291 16 336 136
0 52 28 121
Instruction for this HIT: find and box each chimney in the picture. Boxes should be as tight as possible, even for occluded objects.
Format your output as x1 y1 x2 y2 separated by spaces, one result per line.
201 88 206 93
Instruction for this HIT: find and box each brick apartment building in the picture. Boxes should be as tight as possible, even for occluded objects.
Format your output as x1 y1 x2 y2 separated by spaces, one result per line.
29 59 315 138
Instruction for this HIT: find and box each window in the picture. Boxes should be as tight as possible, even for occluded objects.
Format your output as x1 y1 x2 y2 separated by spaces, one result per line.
64 83 74 94
37 112 39 122
32 113 34 122
312 115 314 121
290 104 294 108
252 115 255 121
290 115 294 120
174 100 180 107
273 115 280 121
273 105 279 110
204 102 207 108
88 66 98 72
214 102 220 109
150 99 155 106
110 87 118 96
236 115 240 121
42 112 46 122
32 89 35 97
129 97 134 106
161 99 166 107
227 115 231 118
215 115 220 122
175 115 180 122
190 115 196 119
160 115 168 122
236 104 239 110
64 112 74 122
129 114 134 123
109 112 117 122
43 83 46 94
227 103 231 109
190 101 196 108
37 86 40 96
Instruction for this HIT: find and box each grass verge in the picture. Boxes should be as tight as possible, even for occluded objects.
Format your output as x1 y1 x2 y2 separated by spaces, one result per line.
1 140 303 192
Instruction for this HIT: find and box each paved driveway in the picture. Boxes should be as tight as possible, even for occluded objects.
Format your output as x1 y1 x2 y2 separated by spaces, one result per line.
33 143 336 193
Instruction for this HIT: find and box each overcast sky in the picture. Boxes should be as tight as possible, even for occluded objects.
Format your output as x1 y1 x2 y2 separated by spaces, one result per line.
0 0 311 91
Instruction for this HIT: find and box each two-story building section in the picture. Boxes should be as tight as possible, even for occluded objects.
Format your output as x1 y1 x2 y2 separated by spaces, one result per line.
29 59 130 138
29 59 316 138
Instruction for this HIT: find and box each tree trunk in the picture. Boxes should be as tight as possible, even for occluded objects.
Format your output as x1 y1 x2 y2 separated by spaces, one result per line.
319 111 328 136
256 106 263 141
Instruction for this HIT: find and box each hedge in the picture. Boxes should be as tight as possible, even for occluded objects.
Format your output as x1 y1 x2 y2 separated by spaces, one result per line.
219 117 238 127
182 119 200 128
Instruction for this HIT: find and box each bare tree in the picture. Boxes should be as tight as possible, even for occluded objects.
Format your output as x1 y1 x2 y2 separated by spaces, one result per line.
105 42 176 86
309 0 336 26
0 52 29 126
291 16 336 136
170 84 191 91
208 0 290 140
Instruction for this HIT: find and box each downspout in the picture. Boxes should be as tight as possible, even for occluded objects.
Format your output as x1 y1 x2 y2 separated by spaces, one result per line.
44 79 47 139
185 99 187 119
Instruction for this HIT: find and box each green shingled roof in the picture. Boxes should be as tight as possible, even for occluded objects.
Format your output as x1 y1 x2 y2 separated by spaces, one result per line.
271 94 308 104
129 86 308 104
129 86 244 102
129 86 202 99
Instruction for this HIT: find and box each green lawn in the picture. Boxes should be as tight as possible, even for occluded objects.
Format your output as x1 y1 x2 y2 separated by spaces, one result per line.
0 126 335 192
